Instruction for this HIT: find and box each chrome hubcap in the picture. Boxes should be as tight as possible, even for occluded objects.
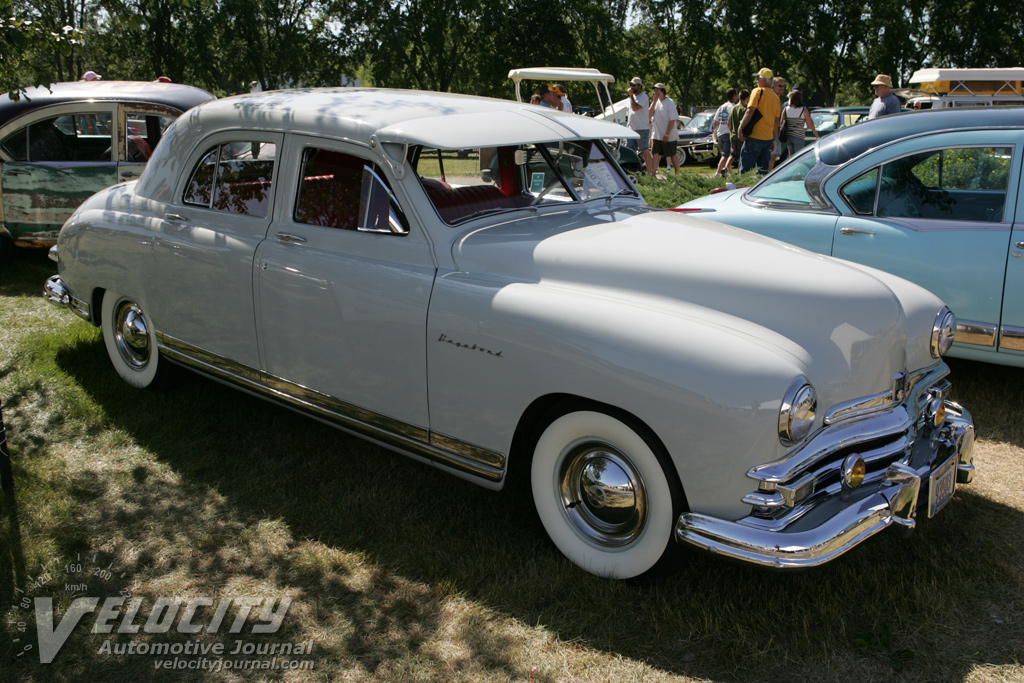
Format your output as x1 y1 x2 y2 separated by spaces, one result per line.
559 442 646 548
113 301 150 369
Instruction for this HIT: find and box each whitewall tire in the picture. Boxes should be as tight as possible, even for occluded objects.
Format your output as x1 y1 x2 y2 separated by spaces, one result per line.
531 410 682 579
101 290 166 389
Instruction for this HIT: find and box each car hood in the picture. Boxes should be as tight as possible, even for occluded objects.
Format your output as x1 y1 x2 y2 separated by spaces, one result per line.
450 205 926 409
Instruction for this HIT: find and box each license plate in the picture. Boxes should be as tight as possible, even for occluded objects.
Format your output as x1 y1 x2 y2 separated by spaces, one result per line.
927 456 957 518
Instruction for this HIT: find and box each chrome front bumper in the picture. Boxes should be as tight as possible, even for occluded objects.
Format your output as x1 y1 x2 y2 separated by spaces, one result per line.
44 275 92 321
676 402 975 568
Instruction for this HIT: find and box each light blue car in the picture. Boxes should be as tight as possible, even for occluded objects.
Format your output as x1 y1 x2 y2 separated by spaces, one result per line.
680 107 1024 367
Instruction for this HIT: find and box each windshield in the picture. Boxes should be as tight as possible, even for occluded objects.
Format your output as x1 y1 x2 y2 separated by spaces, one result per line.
413 140 636 224
745 144 819 205
685 112 714 132
810 110 842 134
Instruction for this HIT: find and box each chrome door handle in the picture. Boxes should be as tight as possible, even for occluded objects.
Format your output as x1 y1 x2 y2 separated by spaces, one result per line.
4 169 30 176
275 232 307 244
1016 241 1024 249
120 171 142 178
164 213 188 223
840 227 875 236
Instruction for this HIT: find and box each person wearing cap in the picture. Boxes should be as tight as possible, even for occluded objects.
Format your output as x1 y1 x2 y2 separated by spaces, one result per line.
552 84 573 113
81 70 102 81
737 67 781 175
868 74 901 119
625 77 653 175
536 84 562 109
649 83 680 175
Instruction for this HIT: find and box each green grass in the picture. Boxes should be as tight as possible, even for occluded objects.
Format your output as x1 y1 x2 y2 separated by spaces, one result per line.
2 247 1023 682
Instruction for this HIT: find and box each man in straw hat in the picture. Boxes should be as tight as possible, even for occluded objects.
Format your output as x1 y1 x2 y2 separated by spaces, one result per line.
868 74 901 119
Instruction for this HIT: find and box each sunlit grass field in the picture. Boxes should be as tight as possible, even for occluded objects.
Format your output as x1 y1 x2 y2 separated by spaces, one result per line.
1 247 1022 682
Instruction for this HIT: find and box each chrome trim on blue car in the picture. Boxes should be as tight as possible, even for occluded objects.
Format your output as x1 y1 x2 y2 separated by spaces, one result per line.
155 332 507 482
956 320 998 347
999 325 1024 352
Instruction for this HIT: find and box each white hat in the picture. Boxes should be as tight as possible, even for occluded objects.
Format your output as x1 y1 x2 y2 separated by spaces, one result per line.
82 71 101 81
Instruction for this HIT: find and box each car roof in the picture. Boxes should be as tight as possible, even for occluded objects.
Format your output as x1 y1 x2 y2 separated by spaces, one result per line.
0 81 215 127
182 88 635 148
816 106 1024 166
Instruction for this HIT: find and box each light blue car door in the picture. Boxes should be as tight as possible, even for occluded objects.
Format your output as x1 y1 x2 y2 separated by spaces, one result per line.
825 131 1021 361
1002 165 1024 359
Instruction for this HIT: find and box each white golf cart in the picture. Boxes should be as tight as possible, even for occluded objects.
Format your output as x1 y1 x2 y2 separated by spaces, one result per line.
508 67 643 173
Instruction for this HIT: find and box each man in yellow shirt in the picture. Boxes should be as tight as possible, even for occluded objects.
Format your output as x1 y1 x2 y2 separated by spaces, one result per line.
736 67 780 174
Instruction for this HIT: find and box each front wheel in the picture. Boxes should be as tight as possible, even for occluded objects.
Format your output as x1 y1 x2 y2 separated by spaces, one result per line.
531 409 683 578
101 290 173 389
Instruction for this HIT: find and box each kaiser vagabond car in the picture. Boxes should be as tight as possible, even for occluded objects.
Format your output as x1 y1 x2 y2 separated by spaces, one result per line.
680 107 1024 367
0 79 213 261
46 89 975 578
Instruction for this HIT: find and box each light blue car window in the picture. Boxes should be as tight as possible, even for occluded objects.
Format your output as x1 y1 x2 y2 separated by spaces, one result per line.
840 168 879 215
746 145 817 204
877 147 1011 222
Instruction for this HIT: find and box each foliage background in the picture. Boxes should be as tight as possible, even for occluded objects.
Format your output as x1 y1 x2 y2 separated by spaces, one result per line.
4 0 1024 110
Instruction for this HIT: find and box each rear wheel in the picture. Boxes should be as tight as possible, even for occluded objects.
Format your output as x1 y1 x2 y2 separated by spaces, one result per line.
531 409 683 578
101 290 173 389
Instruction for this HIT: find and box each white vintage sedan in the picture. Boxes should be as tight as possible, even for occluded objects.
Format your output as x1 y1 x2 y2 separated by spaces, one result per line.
45 88 975 578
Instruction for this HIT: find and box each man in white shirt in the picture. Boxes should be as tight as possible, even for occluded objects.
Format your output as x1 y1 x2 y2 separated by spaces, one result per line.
649 83 680 174
625 77 653 175
551 84 573 113
713 87 737 176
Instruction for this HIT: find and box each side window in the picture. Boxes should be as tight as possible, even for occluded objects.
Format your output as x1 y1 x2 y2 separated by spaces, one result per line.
878 147 1011 222
294 147 406 234
182 141 277 218
840 168 879 215
0 113 112 162
125 113 176 162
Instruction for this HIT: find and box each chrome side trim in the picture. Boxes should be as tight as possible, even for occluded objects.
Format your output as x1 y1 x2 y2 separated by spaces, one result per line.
956 320 997 347
429 432 505 469
155 333 506 482
157 333 261 384
824 372 905 425
1000 325 1024 352
43 275 92 321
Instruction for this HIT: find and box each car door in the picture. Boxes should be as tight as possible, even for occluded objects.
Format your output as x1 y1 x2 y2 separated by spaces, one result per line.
254 135 436 431
1001 176 1024 358
118 104 181 184
0 102 118 242
150 132 284 370
827 132 1021 359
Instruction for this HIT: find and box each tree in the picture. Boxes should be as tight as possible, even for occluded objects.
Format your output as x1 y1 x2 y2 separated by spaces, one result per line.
0 2 83 97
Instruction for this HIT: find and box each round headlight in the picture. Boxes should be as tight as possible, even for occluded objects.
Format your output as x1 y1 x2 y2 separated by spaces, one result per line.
931 307 956 358
779 378 817 446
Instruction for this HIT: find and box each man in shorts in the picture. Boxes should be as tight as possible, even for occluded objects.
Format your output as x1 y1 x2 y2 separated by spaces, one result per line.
713 87 738 176
649 83 680 175
625 77 652 175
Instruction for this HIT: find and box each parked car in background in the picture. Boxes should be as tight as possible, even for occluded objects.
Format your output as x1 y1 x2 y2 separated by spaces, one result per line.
680 107 1024 367
807 106 869 142
46 88 973 578
0 80 214 262
676 110 717 165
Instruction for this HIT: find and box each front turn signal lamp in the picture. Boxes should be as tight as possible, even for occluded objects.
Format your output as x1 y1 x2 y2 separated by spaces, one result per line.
842 454 866 489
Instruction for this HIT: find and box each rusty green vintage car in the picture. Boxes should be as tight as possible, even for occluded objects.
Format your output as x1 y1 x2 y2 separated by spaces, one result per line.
0 80 213 262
